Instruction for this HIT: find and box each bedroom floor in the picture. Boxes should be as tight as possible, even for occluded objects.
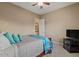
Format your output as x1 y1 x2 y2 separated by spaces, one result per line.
44 41 79 57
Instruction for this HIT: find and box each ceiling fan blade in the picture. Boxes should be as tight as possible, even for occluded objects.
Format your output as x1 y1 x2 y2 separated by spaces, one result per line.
32 3 37 6
43 2 50 5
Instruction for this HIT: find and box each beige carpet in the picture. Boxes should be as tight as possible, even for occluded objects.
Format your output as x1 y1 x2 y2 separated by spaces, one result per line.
44 42 79 57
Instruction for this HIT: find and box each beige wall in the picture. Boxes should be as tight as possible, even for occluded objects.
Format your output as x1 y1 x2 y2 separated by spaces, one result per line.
0 2 79 43
43 3 79 42
0 3 39 35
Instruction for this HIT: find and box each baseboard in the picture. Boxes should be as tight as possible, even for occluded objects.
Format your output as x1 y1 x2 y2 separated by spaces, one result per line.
53 41 63 46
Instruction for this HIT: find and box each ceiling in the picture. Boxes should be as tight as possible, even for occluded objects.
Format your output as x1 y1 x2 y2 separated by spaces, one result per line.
11 2 76 15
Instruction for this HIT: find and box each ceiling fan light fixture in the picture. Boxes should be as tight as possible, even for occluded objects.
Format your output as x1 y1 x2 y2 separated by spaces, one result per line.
38 2 43 6
32 2 50 9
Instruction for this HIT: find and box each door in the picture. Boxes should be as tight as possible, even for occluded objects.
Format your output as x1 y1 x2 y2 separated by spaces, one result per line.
39 19 45 36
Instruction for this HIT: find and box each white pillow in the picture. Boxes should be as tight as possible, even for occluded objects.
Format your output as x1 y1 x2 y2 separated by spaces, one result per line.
0 34 11 50
0 32 6 35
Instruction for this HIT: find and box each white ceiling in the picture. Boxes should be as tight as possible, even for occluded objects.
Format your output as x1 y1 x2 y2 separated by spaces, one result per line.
11 2 76 15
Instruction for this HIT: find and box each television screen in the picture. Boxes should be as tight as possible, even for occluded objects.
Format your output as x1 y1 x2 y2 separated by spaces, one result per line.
66 29 79 39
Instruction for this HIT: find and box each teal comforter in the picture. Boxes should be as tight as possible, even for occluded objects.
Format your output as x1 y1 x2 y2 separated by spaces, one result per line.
29 34 53 54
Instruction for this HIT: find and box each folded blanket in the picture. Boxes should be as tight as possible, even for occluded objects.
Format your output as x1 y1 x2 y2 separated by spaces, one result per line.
29 34 53 54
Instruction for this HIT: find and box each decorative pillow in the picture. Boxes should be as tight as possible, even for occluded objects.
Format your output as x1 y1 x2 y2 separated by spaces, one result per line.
0 34 11 50
4 32 16 44
12 34 20 43
17 34 22 41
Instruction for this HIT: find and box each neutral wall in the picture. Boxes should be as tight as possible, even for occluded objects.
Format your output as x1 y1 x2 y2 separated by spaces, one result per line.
0 3 39 35
0 2 79 43
43 3 79 42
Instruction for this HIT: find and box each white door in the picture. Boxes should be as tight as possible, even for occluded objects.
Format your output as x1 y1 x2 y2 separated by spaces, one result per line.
39 19 45 36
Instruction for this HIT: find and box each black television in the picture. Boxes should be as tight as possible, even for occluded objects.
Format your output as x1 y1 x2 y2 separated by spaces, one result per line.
66 29 79 39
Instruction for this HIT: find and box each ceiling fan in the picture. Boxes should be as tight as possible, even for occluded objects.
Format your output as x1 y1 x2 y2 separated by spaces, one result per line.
32 2 50 9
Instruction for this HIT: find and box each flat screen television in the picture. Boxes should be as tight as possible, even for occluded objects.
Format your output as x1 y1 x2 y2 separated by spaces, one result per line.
66 29 79 39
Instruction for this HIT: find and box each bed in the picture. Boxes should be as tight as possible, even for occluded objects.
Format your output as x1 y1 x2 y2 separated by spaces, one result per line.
15 36 44 57
0 34 52 57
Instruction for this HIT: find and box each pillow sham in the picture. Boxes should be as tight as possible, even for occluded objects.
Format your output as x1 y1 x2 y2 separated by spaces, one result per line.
12 34 20 43
17 34 22 41
4 32 16 44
